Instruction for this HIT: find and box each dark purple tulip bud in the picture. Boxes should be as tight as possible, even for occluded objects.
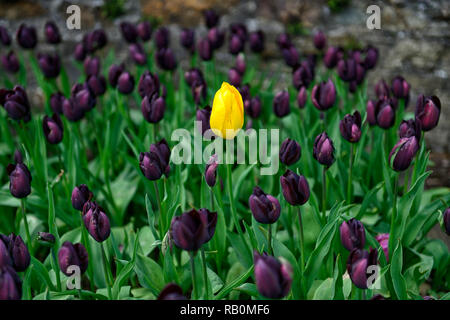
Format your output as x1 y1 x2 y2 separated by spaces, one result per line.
415 95 441 132
43 113 63 144
235 53 246 75
339 219 366 251
83 29 108 53
279 138 301 166
170 209 217 251
398 118 420 139
198 38 212 61
157 283 187 300
139 141 170 181
276 33 292 49
347 248 378 289
364 46 378 70
337 58 357 82
120 21 138 43
238 84 250 102
141 93 165 123
375 98 396 129
273 90 290 118
339 111 362 143
37 232 55 245
150 139 171 174
245 97 261 119
0 238 12 268
280 170 310 206
249 30 265 53
366 100 376 126
254 251 292 299
1 51 19 73
389 136 420 172
246 119 253 130
0 234 30 272
0 86 31 122
371 294 386 300
108 64 125 88
155 27 169 49
0 266 21 300
230 23 247 41
297 86 307 109
37 53 61 78
292 64 313 90
207 27 225 49
87 74 106 96
0 26 11 46
313 132 335 167
58 241 88 276
391 76 410 105
82 202 111 242
83 56 100 77
313 30 326 50
375 233 389 262
129 43 147 65
180 28 195 52
49 92 64 114
71 83 96 111
16 24 37 49
282 45 299 68
138 71 160 98
6 162 31 199
443 208 450 236
229 34 244 55
204 154 218 187
374 79 390 98
156 48 177 71
71 184 92 211
137 21 152 41
74 43 86 62
311 79 336 111
228 68 241 87
62 97 84 122
354 63 366 85
184 68 204 87
44 21 61 44
249 187 281 224
323 46 343 69
197 106 212 135
192 80 207 105
204 9 220 29
117 71 135 94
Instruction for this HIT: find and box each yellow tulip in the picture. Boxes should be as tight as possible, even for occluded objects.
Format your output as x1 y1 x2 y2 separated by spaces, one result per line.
210 82 244 139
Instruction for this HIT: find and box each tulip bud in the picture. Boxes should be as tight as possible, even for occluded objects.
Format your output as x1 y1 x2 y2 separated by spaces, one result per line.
375 233 389 262
37 232 55 245
0 237 11 268
238 84 250 102
74 43 86 62
0 26 11 46
108 64 125 88
337 58 357 82
83 56 100 77
180 28 195 52
83 29 108 53
58 241 88 276
71 184 93 211
228 68 241 87
391 76 410 105
323 46 343 69
398 118 420 139
347 248 378 289
207 27 225 49
6 162 31 199
120 21 138 43
43 113 63 145
442 208 450 236
339 219 365 251
389 136 419 172
204 9 220 29
0 234 30 272
62 97 84 122
157 283 187 300
311 79 336 111
235 53 246 75
279 138 301 166
49 92 64 114
415 95 441 132
364 46 378 70
245 96 261 119
0 86 31 122
375 98 396 129
292 64 313 90
374 79 390 98
170 209 217 251
192 80 207 105
137 21 152 41
339 111 362 143
313 132 335 167
204 154 218 187
129 43 147 65
197 106 212 135
37 53 61 78
229 34 244 55
198 38 212 61
16 24 37 49
150 139 171 173
184 68 204 88
254 251 292 299
282 45 299 68
210 82 244 139
371 294 386 300
297 86 307 109
82 201 111 242
155 27 169 49
280 170 310 206
230 23 247 41
1 51 19 73
273 90 290 118
277 33 291 50
141 93 165 123
71 83 96 112
138 71 160 98
313 30 326 50
139 139 171 180
0 265 21 300
156 48 177 71
249 187 281 224
87 74 106 96
117 71 135 94
249 30 265 53
44 21 61 44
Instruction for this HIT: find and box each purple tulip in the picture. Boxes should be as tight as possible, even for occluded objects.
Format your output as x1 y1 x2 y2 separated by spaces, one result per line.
1 51 19 73
138 71 160 98
37 232 56 245
204 154 218 187
228 68 241 87
108 64 125 88
43 113 63 144
0 86 31 122
375 233 389 262
6 161 31 199
279 138 301 166
297 86 307 109
391 76 410 106
0 26 11 46
229 34 244 55
16 24 37 49
120 21 138 43
83 29 108 53
137 21 152 41
204 9 220 29
443 208 450 236
44 21 61 44
207 27 225 49
49 92 64 114
184 68 204 87
311 79 336 111
249 30 265 53
254 251 292 299
139 139 171 180
154 27 169 49
323 46 343 69
313 132 335 167
117 71 135 94
0 265 21 300
249 187 281 224
155 48 177 71
62 97 84 122
71 83 96 111
71 184 93 211
245 96 261 119
313 30 326 50
273 90 290 118
339 111 362 143
292 63 313 90
0 234 30 272
364 46 378 70
157 283 187 300
37 53 61 78
58 241 88 276
83 56 100 77
347 248 378 289
198 38 212 61
398 118 420 139
337 58 357 82
415 95 441 132
129 43 147 65
235 53 246 75
74 43 87 62
192 80 207 105
374 79 390 99
389 136 420 172
339 219 366 251
276 33 292 50
87 74 106 96
280 170 310 206
180 28 195 52
82 201 111 242
141 92 165 123
282 45 299 68
375 98 396 129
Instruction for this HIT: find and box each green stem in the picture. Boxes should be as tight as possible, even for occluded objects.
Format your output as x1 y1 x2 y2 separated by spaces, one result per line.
321 167 327 223
200 247 209 299
153 181 164 239
403 167 410 195
209 189 215 211
80 214 95 291
20 200 32 253
297 207 305 276
189 251 197 300
100 243 113 300
347 144 354 204
267 224 273 255
51 247 62 291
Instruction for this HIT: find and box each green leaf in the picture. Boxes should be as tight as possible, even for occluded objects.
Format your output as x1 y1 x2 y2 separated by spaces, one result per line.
214 265 254 300
135 253 165 295
30 256 56 291
111 234 139 299
390 240 407 300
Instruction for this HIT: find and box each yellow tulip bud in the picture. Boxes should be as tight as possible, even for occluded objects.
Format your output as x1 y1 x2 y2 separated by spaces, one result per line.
210 82 244 139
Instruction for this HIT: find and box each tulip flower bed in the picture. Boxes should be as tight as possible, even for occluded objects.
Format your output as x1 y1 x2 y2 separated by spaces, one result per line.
0 11 449 301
